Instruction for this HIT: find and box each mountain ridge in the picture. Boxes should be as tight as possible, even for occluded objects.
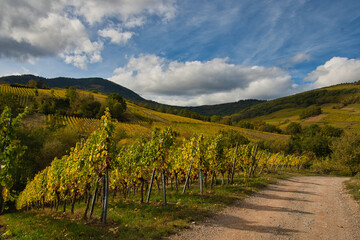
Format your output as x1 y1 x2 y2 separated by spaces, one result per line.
0 74 263 117
0 74 146 102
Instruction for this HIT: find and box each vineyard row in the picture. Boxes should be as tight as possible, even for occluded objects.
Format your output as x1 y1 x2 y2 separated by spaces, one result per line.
16 110 309 223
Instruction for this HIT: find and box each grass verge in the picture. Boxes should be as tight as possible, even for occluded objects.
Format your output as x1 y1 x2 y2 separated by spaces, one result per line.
344 175 360 201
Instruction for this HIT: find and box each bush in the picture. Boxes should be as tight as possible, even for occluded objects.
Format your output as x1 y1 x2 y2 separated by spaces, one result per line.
218 129 249 147
320 125 343 137
312 157 349 175
258 139 290 153
331 133 360 176
299 105 322 119
236 120 282 134
103 93 127 121
285 122 302 135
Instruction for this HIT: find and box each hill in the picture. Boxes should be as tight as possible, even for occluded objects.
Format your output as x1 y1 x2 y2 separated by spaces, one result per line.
0 74 145 102
1 79 358 240
0 75 263 117
180 99 265 116
232 81 360 133
0 83 287 142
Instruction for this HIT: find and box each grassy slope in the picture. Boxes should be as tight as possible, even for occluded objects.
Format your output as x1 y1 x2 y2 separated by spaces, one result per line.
1 75 267 117
1 84 288 142
0 75 145 102
126 102 289 142
344 176 360 201
241 83 360 133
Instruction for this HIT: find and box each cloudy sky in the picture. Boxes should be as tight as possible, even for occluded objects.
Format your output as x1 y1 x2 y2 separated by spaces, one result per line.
1 0 360 106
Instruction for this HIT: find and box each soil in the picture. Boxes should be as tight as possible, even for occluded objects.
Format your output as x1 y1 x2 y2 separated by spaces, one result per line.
169 176 360 240
304 114 327 122
142 110 169 123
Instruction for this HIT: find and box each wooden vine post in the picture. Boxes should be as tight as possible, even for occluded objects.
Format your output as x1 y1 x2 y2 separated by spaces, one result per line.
183 141 197 194
269 153 279 170
275 154 285 171
183 158 193 194
101 168 109 224
230 142 239 184
259 154 272 175
146 168 156 203
199 167 203 194
161 155 167 206
248 145 259 178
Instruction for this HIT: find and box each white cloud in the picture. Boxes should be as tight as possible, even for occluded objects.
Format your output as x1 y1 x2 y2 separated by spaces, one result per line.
70 0 177 25
291 53 311 63
0 1 103 69
306 57 360 88
0 0 176 68
277 53 311 68
10 72 21 76
110 54 296 106
122 17 146 28
98 28 134 45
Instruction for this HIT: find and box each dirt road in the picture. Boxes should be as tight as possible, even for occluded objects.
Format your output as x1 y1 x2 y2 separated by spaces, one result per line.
170 176 360 240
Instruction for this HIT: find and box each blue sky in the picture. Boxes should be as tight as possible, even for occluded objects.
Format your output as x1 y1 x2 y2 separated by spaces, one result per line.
1 0 360 106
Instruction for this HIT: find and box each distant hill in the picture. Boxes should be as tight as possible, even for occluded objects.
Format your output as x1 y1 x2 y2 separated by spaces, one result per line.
182 99 265 116
230 81 360 133
0 75 145 102
0 74 264 117
232 82 360 121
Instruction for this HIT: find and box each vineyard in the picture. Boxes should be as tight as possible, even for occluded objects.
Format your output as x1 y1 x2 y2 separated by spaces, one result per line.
47 114 151 141
126 103 290 141
0 85 36 96
45 103 288 143
2 84 359 239
16 110 309 225
0 85 36 107
0 84 107 104
0 84 289 143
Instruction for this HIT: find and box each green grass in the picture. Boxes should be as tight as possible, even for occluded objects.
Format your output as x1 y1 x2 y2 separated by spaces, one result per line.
0 211 116 239
128 104 289 142
344 176 360 201
0 172 296 240
247 103 360 134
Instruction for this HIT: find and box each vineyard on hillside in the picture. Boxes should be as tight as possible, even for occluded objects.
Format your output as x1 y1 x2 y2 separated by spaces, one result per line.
2 83 359 239
126 103 290 141
0 84 107 104
47 114 151 141
0 85 37 96
1 84 289 143
17 110 309 224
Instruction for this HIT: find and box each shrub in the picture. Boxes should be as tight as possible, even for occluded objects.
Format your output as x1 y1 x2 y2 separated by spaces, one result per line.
331 133 360 176
312 157 349 175
285 122 302 135
299 105 322 119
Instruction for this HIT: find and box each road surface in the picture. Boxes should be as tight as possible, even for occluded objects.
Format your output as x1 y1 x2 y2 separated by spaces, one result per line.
169 176 360 240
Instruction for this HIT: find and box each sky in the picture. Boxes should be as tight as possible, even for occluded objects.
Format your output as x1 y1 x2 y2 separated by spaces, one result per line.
1 0 360 106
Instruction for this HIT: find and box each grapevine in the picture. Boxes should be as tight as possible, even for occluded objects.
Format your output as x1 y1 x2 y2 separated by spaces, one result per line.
16 118 309 223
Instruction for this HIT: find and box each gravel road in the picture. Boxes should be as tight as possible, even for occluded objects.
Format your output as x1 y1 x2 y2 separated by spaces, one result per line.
169 176 360 240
